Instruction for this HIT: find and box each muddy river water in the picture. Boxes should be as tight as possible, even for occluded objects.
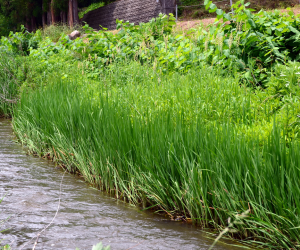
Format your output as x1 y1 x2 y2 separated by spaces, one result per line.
0 119 243 250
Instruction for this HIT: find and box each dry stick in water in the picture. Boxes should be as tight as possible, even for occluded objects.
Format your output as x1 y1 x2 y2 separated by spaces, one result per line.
19 170 67 250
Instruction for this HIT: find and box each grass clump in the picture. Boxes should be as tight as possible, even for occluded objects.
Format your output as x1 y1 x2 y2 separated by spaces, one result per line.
40 24 82 42
79 2 105 19
1 1 300 248
12 62 300 249
0 52 22 117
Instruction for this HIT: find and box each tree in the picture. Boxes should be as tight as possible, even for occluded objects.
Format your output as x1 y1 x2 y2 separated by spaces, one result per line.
68 0 79 27
0 0 42 33
0 0 90 35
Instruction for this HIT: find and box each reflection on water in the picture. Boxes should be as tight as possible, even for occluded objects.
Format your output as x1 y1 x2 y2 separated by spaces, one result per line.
0 119 244 250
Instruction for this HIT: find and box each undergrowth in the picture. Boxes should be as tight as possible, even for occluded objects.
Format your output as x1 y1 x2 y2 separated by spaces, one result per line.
79 2 105 19
1 0 300 248
12 65 300 249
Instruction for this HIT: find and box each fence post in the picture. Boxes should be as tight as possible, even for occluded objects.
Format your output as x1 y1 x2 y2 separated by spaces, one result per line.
230 0 233 12
176 4 178 21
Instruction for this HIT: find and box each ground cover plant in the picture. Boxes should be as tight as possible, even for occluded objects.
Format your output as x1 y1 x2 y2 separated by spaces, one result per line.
179 0 299 20
79 2 105 19
0 52 22 117
1 1 300 248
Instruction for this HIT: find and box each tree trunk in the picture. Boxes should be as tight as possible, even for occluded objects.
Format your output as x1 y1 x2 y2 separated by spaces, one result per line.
31 16 36 32
42 3 47 28
47 11 52 25
47 3 52 25
68 0 74 28
61 11 67 24
51 0 55 24
25 17 32 32
55 13 61 23
72 0 79 25
42 13 47 28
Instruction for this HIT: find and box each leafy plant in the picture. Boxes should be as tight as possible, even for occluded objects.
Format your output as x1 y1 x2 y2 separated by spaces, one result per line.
0 245 10 250
79 2 105 19
201 0 300 86
11 60 300 249
2 3 300 249
0 52 23 116
40 24 80 42
0 25 39 55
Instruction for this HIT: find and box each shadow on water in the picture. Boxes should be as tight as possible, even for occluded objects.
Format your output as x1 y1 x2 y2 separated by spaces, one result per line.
0 119 247 250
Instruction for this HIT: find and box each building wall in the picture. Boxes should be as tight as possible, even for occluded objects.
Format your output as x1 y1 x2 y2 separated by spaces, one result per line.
159 0 176 14
81 0 167 30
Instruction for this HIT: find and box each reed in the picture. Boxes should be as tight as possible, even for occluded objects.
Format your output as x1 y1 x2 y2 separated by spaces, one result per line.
78 2 105 19
13 62 300 248
0 53 21 117
40 24 81 42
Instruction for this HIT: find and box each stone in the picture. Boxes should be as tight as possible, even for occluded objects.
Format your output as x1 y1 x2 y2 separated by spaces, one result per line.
69 30 81 40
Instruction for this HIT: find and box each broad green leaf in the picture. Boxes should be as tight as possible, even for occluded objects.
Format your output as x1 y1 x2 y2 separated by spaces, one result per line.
275 30 282 37
216 9 223 16
276 23 286 29
216 14 223 21
288 26 300 35
223 13 232 21
266 28 272 35
248 19 256 28
205 1 212 10
209 7 218 13
210 3 217 10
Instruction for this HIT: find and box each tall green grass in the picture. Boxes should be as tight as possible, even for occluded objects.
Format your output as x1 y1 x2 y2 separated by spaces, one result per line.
0 53 21 117
79 2 105 19
40 24 79 42
13 62 300 248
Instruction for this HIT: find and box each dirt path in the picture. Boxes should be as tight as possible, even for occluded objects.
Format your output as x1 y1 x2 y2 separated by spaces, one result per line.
176 19 215 30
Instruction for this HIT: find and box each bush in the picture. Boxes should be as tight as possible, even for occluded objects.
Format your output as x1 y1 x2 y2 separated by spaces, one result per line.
79 2 105 19
1 2 300 248
13 63 300 249
40 24 79 42
0 53 24 117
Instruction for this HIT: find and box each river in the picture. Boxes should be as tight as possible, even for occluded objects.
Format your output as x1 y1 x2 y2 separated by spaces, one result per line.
0 119 243 250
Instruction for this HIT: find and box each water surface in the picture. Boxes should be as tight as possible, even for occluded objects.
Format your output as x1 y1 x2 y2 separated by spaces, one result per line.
0 119 243 250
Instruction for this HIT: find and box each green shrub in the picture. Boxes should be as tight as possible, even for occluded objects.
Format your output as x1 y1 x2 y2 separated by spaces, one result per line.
40 24 80 42
0 53 24 117
79 2 105 19
13 64 300 249
16 3 300 87
0 25 40 55
1 2 300 248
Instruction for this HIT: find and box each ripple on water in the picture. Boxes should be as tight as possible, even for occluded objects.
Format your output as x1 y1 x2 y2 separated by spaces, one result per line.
0 119 245 250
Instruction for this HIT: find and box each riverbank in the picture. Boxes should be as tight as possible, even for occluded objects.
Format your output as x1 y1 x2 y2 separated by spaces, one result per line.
2 118 242 250
1 3 300 248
